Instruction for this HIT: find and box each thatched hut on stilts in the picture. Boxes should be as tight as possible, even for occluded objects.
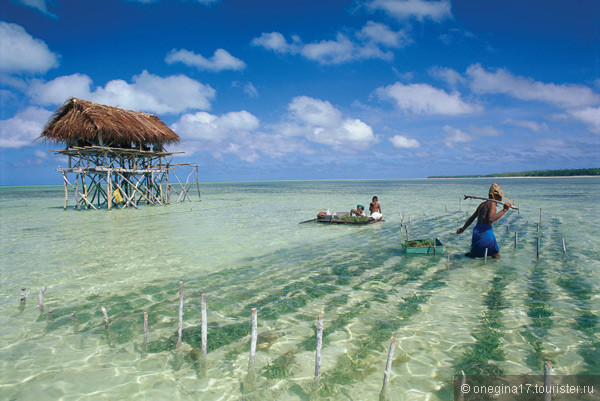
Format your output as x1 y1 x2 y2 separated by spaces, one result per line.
39 97 200 210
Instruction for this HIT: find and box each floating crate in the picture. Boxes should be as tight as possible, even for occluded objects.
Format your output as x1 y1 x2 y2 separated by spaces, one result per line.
402 238 443 254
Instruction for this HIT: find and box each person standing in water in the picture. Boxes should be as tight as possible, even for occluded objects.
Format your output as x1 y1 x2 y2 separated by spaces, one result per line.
457 183 512 258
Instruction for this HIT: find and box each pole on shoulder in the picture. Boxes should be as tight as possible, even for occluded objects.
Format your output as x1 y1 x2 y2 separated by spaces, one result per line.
463 195 519 210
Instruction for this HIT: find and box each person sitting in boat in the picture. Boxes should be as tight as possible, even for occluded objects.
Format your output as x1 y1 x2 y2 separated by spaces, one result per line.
351 204 367 217
369 196 383 220
456 183 512 259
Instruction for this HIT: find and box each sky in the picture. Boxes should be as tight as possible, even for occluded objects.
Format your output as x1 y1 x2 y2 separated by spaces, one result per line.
0 0 599 185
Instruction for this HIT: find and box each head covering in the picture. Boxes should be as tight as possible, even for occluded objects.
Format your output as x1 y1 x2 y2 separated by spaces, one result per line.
488 183 513 203
357 204 365 210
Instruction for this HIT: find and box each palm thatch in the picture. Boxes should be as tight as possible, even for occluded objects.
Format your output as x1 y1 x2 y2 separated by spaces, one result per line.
39 98 179 149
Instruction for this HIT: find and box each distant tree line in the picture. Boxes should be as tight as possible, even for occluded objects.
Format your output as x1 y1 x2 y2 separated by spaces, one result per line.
427 168 600 179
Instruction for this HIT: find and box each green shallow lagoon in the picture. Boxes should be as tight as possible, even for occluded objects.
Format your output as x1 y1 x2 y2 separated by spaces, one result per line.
1 178 599 400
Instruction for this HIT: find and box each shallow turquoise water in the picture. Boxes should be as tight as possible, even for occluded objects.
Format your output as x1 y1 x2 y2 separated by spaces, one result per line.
0 178 599 400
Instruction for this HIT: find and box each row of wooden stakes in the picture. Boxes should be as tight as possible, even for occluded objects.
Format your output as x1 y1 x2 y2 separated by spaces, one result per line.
19 282 397 396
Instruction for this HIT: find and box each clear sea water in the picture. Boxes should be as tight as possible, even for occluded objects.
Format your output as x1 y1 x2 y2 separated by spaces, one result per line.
1 178 599 400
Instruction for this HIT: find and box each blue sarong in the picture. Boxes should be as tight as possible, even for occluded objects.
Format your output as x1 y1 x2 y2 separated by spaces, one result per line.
469 223 499 258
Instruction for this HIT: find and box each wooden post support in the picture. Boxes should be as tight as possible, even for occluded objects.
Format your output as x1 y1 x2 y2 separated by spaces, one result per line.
201 294 207 356
62 173 68 210
249 308 258 365
20 286 26 302
562 237 567 256
515 231 518 248
177 281 183 348
381 337 396 393
537 232 541 259
544 362 552 401
107 170 112 211
484 248 488 263
315 315 323 379
101 306 109 329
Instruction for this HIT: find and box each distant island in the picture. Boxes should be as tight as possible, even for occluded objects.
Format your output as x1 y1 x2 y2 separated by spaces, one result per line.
428 168 600 179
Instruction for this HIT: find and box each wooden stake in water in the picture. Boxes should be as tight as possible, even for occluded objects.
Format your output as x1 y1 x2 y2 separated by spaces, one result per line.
537 232 541 259
315 315 323 379
201 294 207 356
38 285 47 311
101 306 109 329
20 286 26 302
484 248 488 263
562 237 567 256
177 281 183 348
515 231 518 248
543 362 552 401
249 308 258 365
381 337 396 393
143 312 148 343
459 371 467 401
539 207 542 226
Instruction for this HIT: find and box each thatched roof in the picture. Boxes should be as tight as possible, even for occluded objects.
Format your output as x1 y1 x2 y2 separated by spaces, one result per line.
39 98 180 147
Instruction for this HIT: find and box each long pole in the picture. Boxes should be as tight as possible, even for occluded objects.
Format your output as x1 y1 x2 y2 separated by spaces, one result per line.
463 195 519 210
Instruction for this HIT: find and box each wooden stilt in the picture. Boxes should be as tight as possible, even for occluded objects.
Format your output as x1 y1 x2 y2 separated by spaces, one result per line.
562 237 567 256
107 169 112 210
484 248 488 263
515 231 518 248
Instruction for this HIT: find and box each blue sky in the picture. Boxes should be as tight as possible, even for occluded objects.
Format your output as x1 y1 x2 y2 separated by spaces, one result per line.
1 0 599 184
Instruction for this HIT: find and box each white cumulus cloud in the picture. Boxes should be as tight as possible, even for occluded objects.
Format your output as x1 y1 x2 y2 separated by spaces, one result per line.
252 22 407 65
0 22 59 74
390 135 420 148
570 107 600 134
466 64 600 110
444 125 472 148
28 70 216 114
13 0 57 18
251 32 298 54
171 110 311 162
366 0 452 22
375 82 480 115
0 107 52 149
165 48 246 72
283 96 377 148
